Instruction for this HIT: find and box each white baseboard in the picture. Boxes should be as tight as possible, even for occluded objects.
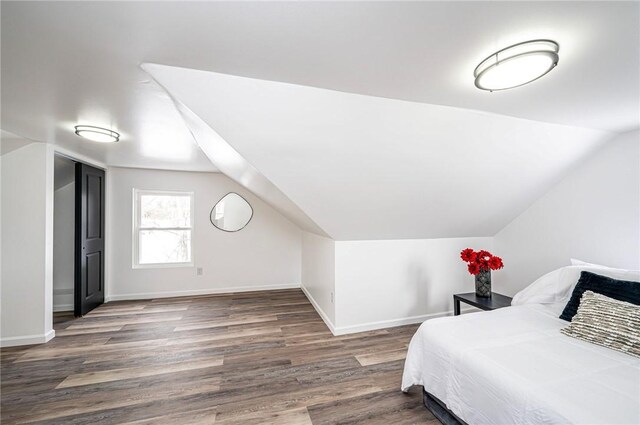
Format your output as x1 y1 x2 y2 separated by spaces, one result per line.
105 283 301 302
53 304 74 312
332 307 477 335
300 285 337 335
299 286 479 336
1 329 55 348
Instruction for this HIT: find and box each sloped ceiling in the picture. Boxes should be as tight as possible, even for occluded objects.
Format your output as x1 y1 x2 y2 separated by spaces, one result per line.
169 96 328 236
2 2 637 240
145 64 612 240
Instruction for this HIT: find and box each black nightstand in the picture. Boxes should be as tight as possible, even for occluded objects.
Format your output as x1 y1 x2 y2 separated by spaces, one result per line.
453 292 512 316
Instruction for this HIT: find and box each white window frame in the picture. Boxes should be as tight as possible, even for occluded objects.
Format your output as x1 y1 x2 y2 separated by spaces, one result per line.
132 189 195 269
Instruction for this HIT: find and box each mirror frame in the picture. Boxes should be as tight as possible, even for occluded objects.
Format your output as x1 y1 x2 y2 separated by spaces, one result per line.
209 192 254 232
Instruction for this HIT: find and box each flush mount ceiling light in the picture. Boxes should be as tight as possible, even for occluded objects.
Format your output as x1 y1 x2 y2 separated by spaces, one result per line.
474 39 559 92
74 125 120 143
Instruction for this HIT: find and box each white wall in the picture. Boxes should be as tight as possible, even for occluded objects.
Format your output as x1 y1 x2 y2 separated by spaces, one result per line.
301 232 336 330
333 237 494 334
1 132 635 346
53 181 75 311
107 167 302 300
495 130 640 296
1 143 55 346
0 150 2 341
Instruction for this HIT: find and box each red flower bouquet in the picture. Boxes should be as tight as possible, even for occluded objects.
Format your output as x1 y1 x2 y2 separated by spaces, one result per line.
460 248 503 275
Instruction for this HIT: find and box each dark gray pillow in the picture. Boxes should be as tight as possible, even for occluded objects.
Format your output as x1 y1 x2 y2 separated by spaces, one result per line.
559 271 640 322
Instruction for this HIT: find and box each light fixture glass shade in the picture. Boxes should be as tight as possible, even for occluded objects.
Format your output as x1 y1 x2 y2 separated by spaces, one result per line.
74 125 120 143
474 40 559 91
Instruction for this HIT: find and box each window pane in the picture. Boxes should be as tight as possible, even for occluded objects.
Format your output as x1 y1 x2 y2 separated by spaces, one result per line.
140 195 191 228
139 230 191 264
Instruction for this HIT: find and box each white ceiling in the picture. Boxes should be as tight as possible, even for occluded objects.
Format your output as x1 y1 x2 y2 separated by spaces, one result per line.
2 2 637 239
2 2 637 166
171 94 328 236
1 2 217 171
147 64 612 240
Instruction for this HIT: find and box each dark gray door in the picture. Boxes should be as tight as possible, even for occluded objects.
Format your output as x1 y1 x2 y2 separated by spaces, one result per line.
75 163 105 316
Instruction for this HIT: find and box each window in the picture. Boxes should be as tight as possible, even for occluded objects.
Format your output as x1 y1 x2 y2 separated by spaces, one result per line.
133 189 194 268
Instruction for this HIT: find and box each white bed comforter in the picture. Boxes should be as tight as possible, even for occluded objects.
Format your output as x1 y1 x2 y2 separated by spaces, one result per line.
401 304 640 425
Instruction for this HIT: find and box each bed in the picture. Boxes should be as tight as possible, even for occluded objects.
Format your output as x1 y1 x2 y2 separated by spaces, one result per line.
401 263 640 425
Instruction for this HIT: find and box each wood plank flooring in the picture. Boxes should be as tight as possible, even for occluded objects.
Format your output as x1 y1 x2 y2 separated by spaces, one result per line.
1 289 435 424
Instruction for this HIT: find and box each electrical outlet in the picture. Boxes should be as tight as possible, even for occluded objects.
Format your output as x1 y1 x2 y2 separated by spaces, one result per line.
197 267 203 276
330 292 334 303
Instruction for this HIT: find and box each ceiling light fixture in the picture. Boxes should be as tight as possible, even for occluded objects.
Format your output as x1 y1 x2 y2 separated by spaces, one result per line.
74 125 120 143
474 39 559 92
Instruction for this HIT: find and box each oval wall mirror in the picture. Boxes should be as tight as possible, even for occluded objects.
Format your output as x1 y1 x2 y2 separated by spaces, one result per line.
210 192 253 232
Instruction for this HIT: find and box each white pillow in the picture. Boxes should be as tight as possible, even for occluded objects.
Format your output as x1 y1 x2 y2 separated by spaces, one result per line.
570 258 615 268
512 265 640 306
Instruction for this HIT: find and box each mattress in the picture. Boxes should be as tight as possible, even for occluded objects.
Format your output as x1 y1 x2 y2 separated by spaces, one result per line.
401 304 640 424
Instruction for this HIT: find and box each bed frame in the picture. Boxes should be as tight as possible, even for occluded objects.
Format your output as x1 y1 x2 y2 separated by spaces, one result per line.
423 389 468 425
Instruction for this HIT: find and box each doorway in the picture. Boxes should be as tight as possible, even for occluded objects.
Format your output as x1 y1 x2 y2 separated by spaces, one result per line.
53 154 105 317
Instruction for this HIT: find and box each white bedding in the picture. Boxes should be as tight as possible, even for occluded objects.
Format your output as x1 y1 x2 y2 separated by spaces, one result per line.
402 304 640 425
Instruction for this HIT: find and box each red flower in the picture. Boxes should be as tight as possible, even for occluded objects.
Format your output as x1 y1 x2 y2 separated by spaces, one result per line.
460 248 477 263
476 250 492 268
489 256 504 270
461 248 504 274
476 250 492 261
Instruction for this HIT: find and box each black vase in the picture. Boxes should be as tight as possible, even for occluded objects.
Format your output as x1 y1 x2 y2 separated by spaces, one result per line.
475 270 491 297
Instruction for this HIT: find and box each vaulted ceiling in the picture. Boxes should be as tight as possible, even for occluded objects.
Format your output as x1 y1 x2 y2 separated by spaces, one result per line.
145 64 612 240
1 1 637 239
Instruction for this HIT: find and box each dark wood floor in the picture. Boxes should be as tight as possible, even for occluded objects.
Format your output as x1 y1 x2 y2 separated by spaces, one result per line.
1 289 435 424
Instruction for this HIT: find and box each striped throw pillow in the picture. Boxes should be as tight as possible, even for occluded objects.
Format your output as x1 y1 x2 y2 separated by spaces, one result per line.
561 291 640 358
